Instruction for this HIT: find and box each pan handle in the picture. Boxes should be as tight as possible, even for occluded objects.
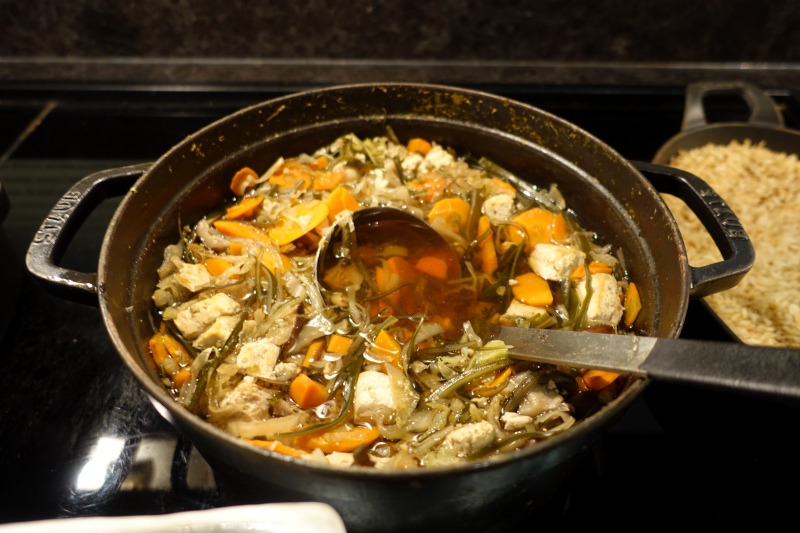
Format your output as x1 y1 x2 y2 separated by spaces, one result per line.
682 81 784 131
25 163 151 306
632 161 755 299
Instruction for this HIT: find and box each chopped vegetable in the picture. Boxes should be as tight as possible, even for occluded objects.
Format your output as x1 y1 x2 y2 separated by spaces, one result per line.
407 137 432 155
213 219 271 244
269 161 312 190
371 329 403 367
509 208 554 252
302 339 326 368
476 214 498 276
427 197 471 235
296 425 381 454
327 334 353 354
624 281 642 327
582 369 620 391
230 167 259 196
413 255 449 280
313 170 345 192
326 186 360 222
289 373 330 409
246 439 307 459
511 272 553 307
570 261 614 279
268 200 329 245
204 257 234 277
225 196 264 219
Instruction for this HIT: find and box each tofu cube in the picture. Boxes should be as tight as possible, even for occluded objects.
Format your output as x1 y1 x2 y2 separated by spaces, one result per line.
354 370 396 424
192 314 239 350
440 421 496 457
236 338 281 380
528 244 585 281
502 299 549 321
173 293 241 340
483 193 517 225
574 272 624 326
174 262 214 292
218 376 273 422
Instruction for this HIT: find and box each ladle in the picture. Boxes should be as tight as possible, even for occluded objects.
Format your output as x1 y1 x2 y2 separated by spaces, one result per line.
315 206 800 404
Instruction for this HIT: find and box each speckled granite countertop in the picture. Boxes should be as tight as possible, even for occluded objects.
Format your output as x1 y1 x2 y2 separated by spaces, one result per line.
3 0 800 88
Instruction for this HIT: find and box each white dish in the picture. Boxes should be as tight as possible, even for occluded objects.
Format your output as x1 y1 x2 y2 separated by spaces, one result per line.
0 503 347 533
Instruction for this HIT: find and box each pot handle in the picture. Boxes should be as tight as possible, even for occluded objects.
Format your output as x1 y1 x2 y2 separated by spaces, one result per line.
682 80 784 132
25 163 151 306
632 161 755 299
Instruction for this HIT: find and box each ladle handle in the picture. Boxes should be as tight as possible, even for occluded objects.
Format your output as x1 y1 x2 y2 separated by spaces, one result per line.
632 161 755 299
25 163 150 306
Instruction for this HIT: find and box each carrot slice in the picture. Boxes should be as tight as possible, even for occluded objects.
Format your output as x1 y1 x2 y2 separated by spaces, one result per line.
371 329 403 367
511 272 553 307
148 334 170 368
466 366 513 397
413 255 449 280
312 155 329 170
230 167 259 196
550 212 570 243
313 170 345 192
427 197 471 235
300 425 381 454
228 242 245 255
204 257 233 277
327 334 353 354
268 161 312 190
477 214 498 276
570 261 614 279
225 196 264 219
246 439 307 459
407 137 432 155
268 200 329 245
214 220 271 244
509 208 554 252
173 368 192 389
289 373 330 409
378 256 418 309
302 339 326 369
407 173 448 203
582 369 620 391
326 186 360 222
624 281 642 327
260 250 292 275
490 177 517 194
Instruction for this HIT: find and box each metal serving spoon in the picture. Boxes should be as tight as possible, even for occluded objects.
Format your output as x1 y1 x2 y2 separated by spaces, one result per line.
315 206 800 403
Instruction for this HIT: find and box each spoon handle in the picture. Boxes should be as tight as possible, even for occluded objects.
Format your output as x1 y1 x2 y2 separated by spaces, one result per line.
494 326 800 404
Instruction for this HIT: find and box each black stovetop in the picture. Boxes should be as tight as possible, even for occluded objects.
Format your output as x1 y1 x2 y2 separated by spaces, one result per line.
0 82 798 531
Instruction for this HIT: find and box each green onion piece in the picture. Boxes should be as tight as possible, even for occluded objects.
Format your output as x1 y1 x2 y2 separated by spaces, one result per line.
401 317 425 388
478 243 524 309
393 157 406 185
465 187 485 243
468 340 510 369
466 429 563 461
385 125 400 145
502 373 537 414
426 359 511 404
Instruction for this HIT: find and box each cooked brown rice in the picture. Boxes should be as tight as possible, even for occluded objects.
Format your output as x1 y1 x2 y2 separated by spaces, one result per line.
664 139 800 347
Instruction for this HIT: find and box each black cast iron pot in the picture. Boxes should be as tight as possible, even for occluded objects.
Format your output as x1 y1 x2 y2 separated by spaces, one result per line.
25 83 753 533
